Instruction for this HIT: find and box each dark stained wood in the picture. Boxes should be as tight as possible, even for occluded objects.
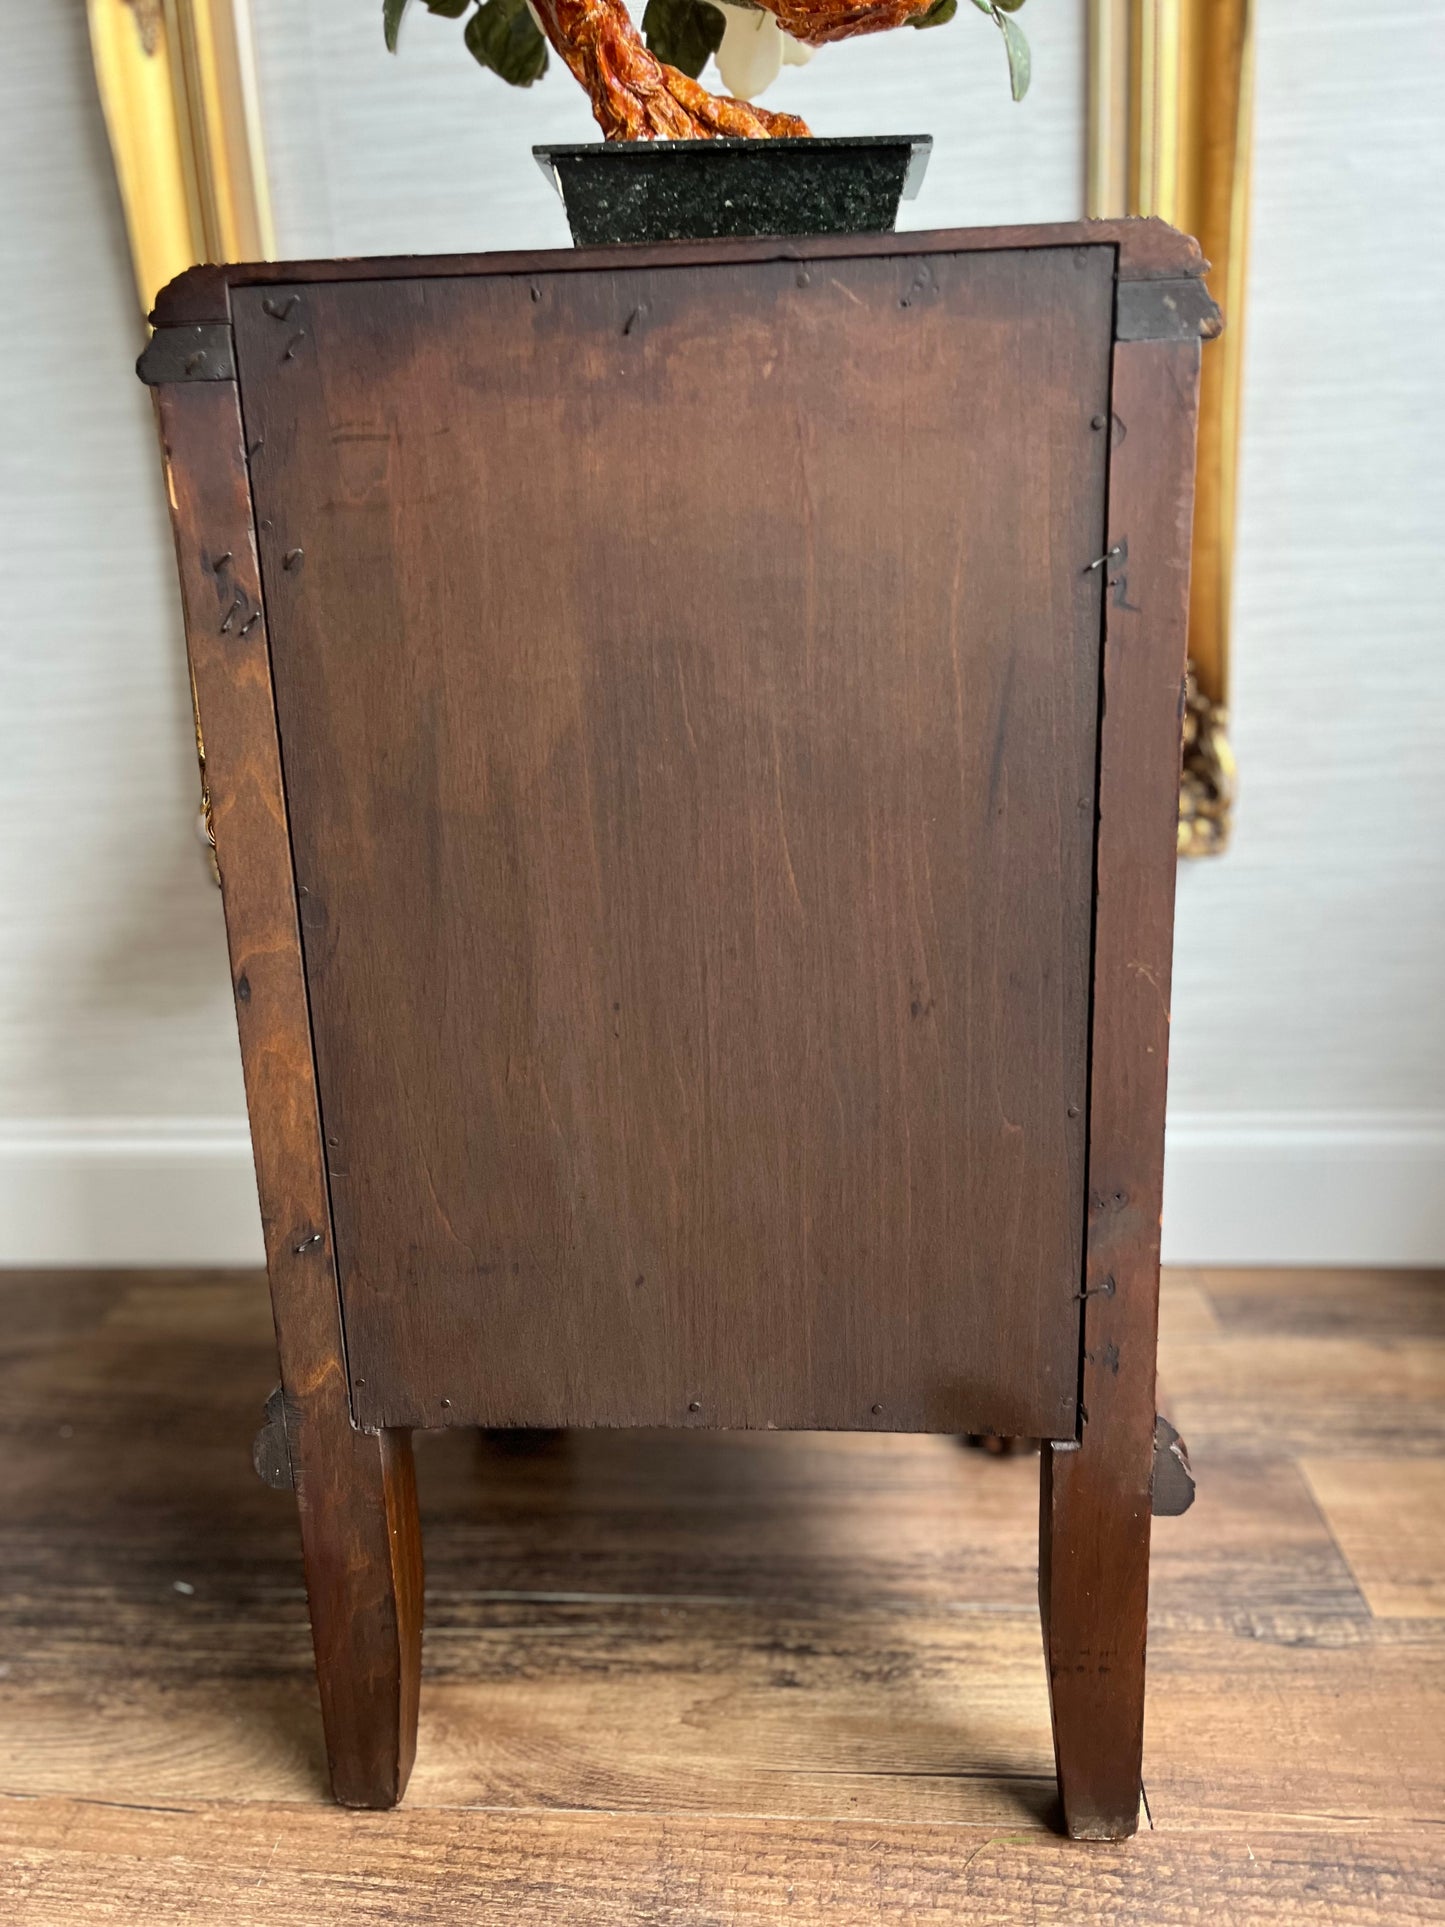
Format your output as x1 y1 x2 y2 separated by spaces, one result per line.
2 1267 1444 1922
1039 337 1202 1839
151 215 1210 326
1300 1459 1445 1620
7 1799 1444 1927
230 246 1113 1439
143 228 1212 1827
151 381 422 1808
1163 1269 1445 1461
1201 1266 1445 1340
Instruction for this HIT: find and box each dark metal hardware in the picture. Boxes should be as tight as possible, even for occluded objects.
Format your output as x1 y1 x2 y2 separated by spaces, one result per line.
136 324 237 385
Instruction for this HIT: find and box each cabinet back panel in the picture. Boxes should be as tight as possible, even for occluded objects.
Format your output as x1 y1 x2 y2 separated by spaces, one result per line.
233 246 1112 1434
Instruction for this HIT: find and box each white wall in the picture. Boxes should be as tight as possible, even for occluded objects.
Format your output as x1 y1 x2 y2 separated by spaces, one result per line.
0 3 256 1262
250 0 1086 253
1162 0 1445 1261
2 0 1441 1265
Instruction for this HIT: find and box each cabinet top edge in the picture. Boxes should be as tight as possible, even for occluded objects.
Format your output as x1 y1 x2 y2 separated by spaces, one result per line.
150 217 1206 329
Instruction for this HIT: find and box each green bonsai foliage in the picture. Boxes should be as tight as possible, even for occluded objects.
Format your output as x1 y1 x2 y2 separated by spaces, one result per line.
386 0 549 86
639 0 725 82
970 0 1031 103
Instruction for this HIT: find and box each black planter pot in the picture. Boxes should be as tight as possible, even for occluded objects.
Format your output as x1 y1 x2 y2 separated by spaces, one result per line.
534 135 931 247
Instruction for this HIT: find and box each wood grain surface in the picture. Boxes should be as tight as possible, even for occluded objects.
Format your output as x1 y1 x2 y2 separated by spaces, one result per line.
1300 1460 1445 1618
1039 334 1201 1837
151 216 1208 325
152 381 422 1807
1 1265 1442 1923
232 246 1114 1438
5 1801 1442 1927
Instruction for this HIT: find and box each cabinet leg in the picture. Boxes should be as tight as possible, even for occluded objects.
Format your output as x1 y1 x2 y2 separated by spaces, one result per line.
1038 1438 1151 1840
292 1413 423 1808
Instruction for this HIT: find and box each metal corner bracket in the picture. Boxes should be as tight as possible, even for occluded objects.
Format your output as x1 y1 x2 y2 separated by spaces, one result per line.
1115 276 1222 343
1152 1414 1196 1516
137 322 236 385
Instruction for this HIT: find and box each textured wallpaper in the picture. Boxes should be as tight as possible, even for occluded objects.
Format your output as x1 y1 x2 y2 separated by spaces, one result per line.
3 0 1442 1259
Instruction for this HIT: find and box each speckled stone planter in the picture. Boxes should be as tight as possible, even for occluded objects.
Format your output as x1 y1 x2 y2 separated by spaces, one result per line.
533 135 932 246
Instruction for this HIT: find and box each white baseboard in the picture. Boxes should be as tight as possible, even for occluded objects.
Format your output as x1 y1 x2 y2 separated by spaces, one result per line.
0 1119 264 1267
1 1113 1442 1270
1161 1111 1445 1267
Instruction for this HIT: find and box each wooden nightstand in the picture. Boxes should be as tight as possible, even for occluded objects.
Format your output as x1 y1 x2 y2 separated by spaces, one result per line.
141 220 1213 1839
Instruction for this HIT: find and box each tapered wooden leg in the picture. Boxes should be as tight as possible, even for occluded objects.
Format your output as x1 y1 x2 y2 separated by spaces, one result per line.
1034 330 1203 1839
1039 1434 1151 1839
291 1410 423 1809
156 375 425 1810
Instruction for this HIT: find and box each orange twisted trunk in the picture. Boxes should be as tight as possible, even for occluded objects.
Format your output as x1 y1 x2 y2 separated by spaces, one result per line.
764 0 937 41
531 0 940 144
529 0 813 139
530 0 939 143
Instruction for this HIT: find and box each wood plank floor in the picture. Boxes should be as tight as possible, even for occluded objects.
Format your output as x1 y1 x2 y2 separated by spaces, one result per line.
1 1266 1442 1923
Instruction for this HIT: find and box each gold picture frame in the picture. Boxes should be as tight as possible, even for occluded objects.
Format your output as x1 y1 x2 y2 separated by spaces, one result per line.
87 0 274 319
1089 0 1254 855
90 0 273 884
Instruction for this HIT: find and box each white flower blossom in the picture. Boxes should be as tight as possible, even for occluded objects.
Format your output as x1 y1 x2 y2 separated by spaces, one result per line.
706 0 816 100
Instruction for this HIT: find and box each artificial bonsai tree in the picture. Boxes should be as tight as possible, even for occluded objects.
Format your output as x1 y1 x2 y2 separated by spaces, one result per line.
384 0 1029 141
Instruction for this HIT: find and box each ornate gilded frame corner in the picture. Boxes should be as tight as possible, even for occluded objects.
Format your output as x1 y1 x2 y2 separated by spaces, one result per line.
87 0 274 320
1088 0 1253 856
